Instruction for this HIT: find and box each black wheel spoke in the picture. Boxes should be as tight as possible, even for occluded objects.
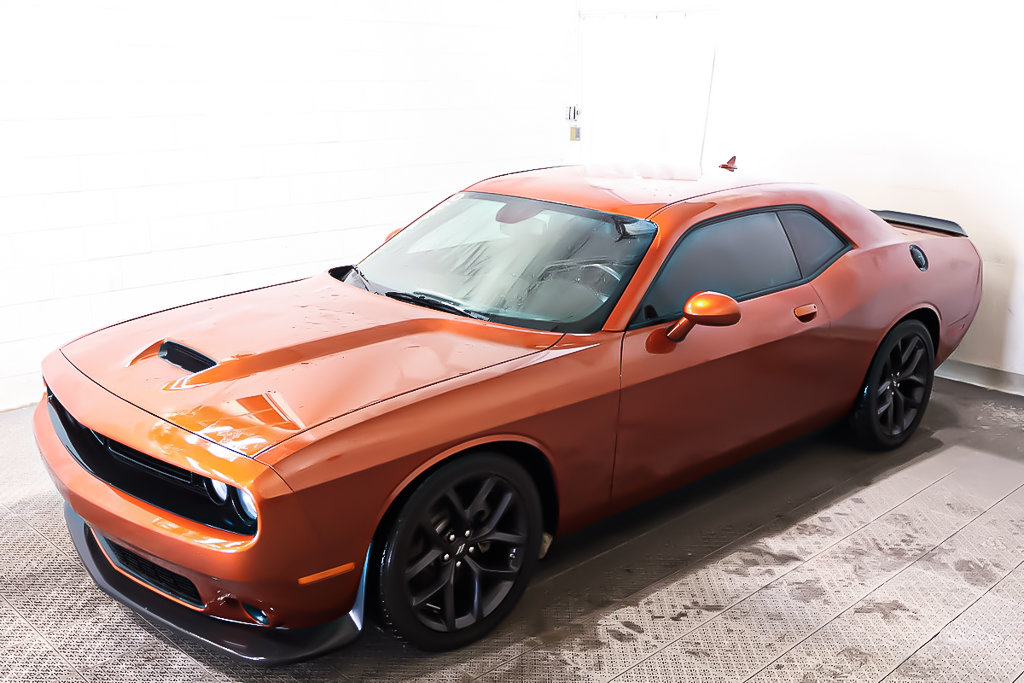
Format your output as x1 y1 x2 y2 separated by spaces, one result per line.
877 395 892 419
893 391 906 433
405 547 442 580
903 372 927 387
411 570 449 607
876 379 891 398
901 346 924 376
421 521 448 551
467 477 497 519
442 572 456 631
477 491 513 538
466 555 517 580
900 336 921 368
480 530 526 545
469 563 484 621
477 564 518 579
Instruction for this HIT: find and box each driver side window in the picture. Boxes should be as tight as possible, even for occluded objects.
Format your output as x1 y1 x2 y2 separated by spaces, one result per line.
634 211 801 326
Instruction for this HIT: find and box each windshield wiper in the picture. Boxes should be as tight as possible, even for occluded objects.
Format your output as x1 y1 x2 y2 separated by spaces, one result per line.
343 265 372 291
384 290 488 320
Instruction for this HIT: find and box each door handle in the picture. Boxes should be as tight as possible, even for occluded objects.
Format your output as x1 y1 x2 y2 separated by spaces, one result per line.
794 303 818 322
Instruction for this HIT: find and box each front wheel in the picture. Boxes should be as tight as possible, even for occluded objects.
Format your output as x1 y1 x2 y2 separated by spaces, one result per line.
850 319 935 450
377 453 542 651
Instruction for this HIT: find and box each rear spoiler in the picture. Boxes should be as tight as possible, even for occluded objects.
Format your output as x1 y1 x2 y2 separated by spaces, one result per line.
872 210 967 237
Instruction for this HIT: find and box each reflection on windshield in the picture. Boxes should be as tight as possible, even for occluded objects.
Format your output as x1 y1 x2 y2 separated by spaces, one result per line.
352 192 657 333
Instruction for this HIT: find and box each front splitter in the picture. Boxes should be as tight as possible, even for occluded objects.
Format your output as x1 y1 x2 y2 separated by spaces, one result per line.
64 502 366 665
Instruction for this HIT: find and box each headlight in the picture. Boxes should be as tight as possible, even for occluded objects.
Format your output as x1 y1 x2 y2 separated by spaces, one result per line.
207 478 229 503
237 489 258 521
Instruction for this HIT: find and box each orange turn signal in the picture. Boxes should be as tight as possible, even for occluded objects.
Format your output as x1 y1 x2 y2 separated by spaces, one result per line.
297 561 356 585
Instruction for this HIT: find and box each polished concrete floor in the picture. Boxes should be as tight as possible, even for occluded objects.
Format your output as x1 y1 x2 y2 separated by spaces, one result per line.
2 378 1024 682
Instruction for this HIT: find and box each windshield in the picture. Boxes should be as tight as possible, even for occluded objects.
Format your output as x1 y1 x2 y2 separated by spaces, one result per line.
347 192 657 332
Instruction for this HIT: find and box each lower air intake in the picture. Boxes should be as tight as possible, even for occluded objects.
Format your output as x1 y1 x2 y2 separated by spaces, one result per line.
100 534 203 607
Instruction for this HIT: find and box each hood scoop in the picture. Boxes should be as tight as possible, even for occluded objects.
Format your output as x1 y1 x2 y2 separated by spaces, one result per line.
158 340 217 373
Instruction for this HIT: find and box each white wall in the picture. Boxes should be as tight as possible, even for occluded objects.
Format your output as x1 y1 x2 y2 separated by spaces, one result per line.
577 7 715 173
578 0 1024 390
4 0 1022 411
702 0 1024 386
0 1 580 410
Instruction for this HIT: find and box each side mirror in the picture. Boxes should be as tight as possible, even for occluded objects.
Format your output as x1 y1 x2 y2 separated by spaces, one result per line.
665 291 741 342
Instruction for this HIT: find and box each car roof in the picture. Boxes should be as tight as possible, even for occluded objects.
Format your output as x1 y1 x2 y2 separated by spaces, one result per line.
464 165 777 220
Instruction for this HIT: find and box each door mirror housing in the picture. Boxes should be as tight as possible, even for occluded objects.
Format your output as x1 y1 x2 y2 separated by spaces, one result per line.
665 291 741 342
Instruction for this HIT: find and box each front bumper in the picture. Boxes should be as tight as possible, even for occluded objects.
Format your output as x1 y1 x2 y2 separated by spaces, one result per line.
35 349 371 662
65 502 365 664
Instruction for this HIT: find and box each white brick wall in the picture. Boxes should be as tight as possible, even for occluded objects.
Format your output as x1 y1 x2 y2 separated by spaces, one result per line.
0 1 580 409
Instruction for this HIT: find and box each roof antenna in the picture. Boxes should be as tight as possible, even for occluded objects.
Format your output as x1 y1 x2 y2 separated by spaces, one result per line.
719 156 737 172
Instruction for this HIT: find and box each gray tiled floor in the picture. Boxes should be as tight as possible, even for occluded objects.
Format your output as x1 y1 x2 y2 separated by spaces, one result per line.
2 378 1024 682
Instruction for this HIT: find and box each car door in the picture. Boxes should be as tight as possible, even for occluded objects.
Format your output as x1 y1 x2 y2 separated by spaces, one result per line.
612 208 847 506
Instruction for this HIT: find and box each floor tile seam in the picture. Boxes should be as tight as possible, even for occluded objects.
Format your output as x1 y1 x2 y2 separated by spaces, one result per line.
485 469 955 682
0 495 16 517
9 508 79 562
739 479 1024 682
0 591 89 682
877 556 1024 683
606 472 1024 683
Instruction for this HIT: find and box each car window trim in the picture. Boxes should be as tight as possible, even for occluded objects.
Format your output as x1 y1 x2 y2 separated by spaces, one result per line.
627 204 852 330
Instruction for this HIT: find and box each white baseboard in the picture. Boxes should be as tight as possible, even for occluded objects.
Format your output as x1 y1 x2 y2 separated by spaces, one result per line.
938 359 1024 397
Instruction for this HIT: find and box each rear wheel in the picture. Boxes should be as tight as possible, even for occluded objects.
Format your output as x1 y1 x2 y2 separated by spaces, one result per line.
850 319 935 450
377 453 542 650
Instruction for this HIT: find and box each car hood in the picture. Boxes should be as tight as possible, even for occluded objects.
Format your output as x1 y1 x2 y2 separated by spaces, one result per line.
61 271 561 457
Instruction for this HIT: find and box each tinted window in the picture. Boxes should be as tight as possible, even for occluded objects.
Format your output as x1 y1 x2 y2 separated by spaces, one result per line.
778 210 846 276
636 211 800 324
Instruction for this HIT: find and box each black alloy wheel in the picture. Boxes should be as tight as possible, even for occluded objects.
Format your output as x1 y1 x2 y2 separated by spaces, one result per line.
851 319 935 450
378 453 542 650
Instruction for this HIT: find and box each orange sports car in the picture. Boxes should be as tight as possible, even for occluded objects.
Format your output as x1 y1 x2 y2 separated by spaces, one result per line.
34 166 982 663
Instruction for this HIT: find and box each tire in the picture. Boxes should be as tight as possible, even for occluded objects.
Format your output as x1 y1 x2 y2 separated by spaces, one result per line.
377 453 543 651
850 319 935 450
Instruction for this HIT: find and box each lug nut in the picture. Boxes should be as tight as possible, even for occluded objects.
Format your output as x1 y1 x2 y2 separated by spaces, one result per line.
468 546 475 553
448 533 456 542
464 530 471 537
455 560 462 568
443 553 450 561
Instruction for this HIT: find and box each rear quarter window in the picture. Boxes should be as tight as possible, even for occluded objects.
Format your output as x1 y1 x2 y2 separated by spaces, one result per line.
778 209 847 277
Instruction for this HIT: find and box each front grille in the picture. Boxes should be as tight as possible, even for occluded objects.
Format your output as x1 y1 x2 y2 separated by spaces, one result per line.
47 390 256 535
107 439 194 484
100 534 203 607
